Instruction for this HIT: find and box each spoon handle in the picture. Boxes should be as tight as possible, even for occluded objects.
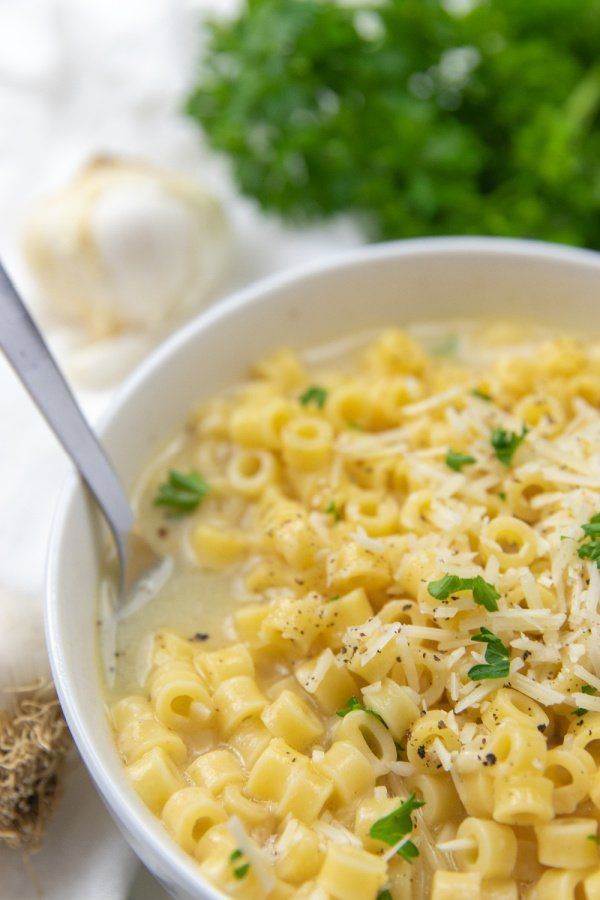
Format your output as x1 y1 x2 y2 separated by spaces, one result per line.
0 261 133 572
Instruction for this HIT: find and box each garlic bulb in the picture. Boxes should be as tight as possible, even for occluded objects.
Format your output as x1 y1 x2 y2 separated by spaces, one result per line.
23 157 230 338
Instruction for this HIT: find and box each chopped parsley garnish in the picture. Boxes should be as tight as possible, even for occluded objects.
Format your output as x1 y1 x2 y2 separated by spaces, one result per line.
369 793 425 862
327 595 340 602
378 892 393 900
582 516 600 537
300 385 327 408
572 684 598 716
230 849 250 879
588 834 599 843
326 500 342 522
467 627 510 681
472 388 492 402
336 696 387 727
445 449 476 472
427 574 500 612
498 491 507 501
491 426 528 466
577 513 600 570
154 470 208 515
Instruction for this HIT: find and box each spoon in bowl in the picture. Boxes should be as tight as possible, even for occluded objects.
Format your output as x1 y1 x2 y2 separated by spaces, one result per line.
0 260 160 603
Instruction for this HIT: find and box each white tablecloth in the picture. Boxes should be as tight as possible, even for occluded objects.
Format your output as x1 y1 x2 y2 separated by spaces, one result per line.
0 0 362 896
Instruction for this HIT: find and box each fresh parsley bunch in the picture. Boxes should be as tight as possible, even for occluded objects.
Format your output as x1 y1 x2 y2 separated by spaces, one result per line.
187 0 600 246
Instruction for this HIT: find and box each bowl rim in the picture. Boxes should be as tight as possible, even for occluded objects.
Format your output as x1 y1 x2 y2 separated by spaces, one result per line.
45 235 600 896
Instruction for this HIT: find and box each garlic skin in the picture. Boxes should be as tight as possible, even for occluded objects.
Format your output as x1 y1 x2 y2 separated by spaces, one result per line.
23 157 229 338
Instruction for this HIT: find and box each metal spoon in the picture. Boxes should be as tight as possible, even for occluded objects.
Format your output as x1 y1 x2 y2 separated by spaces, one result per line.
0 260 159 600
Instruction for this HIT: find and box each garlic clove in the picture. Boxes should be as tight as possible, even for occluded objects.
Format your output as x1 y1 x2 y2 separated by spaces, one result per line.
23 157 230 338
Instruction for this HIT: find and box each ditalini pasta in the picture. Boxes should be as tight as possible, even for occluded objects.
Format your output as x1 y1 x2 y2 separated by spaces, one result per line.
106 322 600 899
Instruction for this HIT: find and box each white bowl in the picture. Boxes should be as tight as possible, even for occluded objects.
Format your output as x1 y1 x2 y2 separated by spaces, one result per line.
46 237 600 898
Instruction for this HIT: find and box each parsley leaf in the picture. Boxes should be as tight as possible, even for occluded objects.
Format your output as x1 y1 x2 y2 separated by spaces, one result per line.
467 627 510 681
369 793 425 862
572 684 598 716
230 849 250 879
578 541 600 565
577 513 600 570
336 696 387 727
326 500 342 522
588 834 599 843
491 426 528 466
187 1 600 249
300 385 327 408
472 388 492 402
446 449 476 472
427 574 500 612
378 893 393 900
154 470 208 515
582 514 600 536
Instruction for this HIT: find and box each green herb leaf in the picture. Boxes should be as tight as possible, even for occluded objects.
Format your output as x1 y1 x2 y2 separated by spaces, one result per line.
300 385 327 408
577 513 600 571
578 541 600 564
326 501 342 522
336 696 387 727
369 793 425 862
491 427 528 466
467 627 510 681
233 863 250 880
187 0 600 250
427 574 500 612
588 834 599 843
498 491 507 501
154 470 208 515
472 389 492 402
377 892 393 900
230 849 249 879
446 449 476 472
572 684 598 716
397 840 420 862
582 514 600 536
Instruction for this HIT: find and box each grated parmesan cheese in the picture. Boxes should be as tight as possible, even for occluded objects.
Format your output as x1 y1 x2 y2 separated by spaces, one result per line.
432 738 454 772
350 527 386 554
